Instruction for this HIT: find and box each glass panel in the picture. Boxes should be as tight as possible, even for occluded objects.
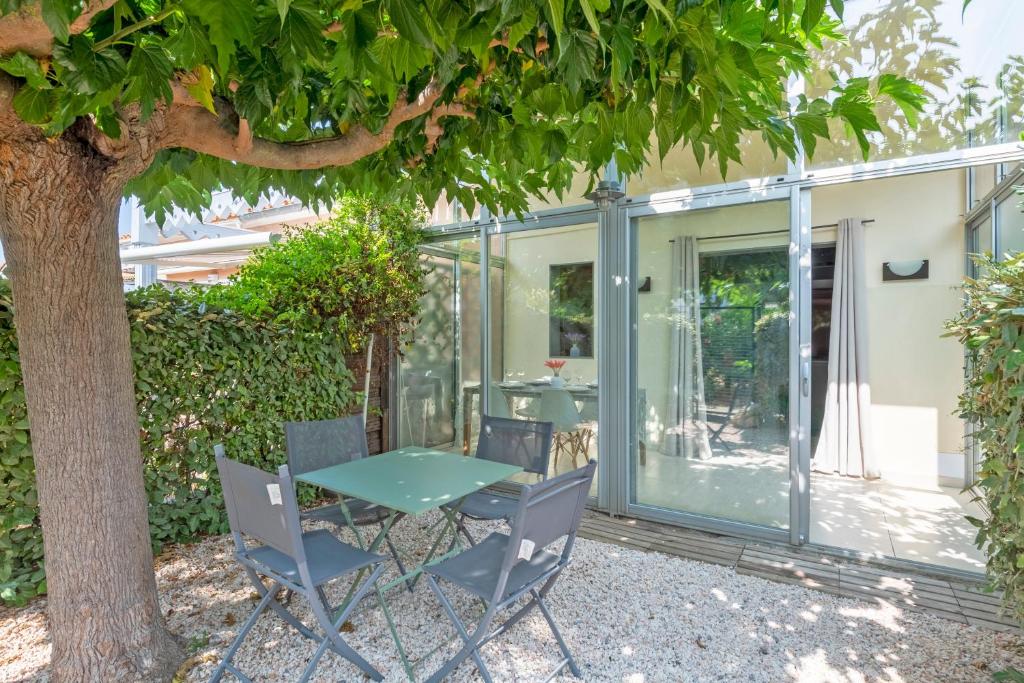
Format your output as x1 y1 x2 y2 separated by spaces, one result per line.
397 238 481 451
632 201 791 529
997 193 1024 259
807 0 1024 169
808 171 984 573
487 224 600 495
628 135 788 196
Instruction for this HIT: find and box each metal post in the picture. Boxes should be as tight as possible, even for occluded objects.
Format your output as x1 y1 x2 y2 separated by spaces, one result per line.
587 179 626 513
790 186 812 545
479 225 491 420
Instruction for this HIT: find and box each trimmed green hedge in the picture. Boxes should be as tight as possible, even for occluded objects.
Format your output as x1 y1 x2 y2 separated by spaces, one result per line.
0 196 427 605
947 253 1024 621
0 283 360 604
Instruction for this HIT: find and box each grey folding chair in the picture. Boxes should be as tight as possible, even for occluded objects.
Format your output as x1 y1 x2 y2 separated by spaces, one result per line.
211 446 387 683
449 415 554 546
284 416 409 583
424 460 597 683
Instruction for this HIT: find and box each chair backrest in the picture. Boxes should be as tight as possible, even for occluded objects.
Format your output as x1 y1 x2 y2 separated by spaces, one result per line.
492 460 596 602
537 388 582 432
214 445 304 561
476 415 554 477
284 416 368 477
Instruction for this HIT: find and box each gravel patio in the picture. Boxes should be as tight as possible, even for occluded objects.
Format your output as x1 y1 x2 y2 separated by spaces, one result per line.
3 512 1023 683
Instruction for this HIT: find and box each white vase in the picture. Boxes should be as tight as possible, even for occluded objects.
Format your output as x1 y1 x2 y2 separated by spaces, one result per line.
550 376 566 388
569 343 581 358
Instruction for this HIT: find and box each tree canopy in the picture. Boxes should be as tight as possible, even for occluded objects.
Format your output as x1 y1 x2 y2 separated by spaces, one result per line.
0 0 925 220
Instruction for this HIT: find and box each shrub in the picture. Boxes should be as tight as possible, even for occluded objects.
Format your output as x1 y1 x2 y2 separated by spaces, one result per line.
0 283 360 604
946 253 1024 621
0 196 426 605
204 195 426 348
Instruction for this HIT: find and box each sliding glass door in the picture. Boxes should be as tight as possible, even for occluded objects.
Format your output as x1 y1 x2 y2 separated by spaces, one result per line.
629 199 794 533
396 237 483 451
486 223 600 495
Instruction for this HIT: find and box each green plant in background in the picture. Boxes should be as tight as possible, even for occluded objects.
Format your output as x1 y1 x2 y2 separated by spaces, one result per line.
946 253 1024 624
0 280 42 604
0 205 425 605
205 195 427 349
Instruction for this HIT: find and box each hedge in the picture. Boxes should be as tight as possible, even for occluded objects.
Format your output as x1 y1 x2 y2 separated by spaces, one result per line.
0 196 427 605
947 253 1024 621
0 282 362 604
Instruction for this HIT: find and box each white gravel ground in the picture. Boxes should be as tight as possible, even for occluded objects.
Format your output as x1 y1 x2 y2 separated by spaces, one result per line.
3 511 1024 683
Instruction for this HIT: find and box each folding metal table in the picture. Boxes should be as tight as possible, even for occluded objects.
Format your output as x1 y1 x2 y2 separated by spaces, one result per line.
295 446 522 680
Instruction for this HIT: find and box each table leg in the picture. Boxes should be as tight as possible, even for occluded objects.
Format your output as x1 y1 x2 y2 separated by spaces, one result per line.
462 386 473 454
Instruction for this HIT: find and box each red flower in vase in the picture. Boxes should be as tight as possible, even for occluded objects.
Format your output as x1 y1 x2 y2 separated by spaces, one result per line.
544 359 567 376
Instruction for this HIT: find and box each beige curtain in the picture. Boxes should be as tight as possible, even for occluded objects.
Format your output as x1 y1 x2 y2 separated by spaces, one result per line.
813 218 878 478
665 236 711 460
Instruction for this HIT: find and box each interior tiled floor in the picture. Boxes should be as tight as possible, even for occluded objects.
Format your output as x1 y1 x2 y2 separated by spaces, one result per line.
430 410 986 575
634 445 986 575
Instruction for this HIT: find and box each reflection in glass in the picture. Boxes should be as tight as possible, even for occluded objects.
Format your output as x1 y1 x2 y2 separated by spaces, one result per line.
997 194 1024 259
486 224 600 495
397 238 482 451
807 0 1024 168
633 202 791 529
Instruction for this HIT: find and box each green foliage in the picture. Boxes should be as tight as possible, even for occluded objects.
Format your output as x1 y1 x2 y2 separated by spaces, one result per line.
752 309 789 426
0 210 425 604
204 195 426 349
946 254 1024 624
0 0 924 219
0 279 42 605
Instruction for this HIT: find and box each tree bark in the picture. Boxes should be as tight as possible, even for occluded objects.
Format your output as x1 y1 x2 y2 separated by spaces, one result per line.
0 133 183 681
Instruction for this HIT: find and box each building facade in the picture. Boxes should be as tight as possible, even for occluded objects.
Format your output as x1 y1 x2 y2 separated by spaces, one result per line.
397 0 1024 575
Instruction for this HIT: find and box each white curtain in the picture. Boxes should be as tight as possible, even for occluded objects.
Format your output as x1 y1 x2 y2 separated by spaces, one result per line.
665 236 712 460
813 218 879 478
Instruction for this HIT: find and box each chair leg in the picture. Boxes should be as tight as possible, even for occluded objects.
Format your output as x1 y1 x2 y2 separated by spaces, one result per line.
299 563 386 683
534 588 582 678
208 583 278 683
424 575 494 683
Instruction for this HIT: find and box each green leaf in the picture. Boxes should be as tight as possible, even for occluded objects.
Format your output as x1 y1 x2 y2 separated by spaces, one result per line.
578 0 603 44
546 0 565 37
41 0 76 44
829 0 844 18
165 17 215 68
52 35 127 95
876 73 926 129
123 42 174 119
183 0 254 75
793 112 828 159
0 53 49 89
277 0 292 23
801 0 826 34
185 65 216 115
557 29 597 93
642 0 672 23
385 0 434 49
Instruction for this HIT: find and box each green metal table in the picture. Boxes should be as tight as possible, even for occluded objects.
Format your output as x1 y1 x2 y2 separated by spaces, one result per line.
295 446 522 680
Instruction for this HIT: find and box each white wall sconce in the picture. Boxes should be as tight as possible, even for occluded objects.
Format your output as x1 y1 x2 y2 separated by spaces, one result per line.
882 259 929 281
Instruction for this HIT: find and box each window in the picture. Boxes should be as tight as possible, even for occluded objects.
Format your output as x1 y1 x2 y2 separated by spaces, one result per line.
548 262 594 358
807 0 1024 169
997 193 1024 258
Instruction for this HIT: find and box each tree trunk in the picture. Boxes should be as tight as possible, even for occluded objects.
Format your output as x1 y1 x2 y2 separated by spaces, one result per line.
0 135 183 681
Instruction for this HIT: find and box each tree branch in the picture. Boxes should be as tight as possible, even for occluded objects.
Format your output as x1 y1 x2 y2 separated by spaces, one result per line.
161 79 473 170
0 1 116 58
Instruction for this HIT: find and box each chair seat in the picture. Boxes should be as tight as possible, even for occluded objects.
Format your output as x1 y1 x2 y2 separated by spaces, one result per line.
455 491 520 521
427 532 562 602
246 529 382 587
301 498 392 527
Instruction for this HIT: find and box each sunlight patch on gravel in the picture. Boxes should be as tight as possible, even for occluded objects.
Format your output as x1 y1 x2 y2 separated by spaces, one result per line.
3 511 1024 682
